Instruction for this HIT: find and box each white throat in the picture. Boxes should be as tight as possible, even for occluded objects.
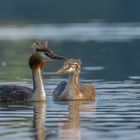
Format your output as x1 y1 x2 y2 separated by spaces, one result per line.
31 68 46 101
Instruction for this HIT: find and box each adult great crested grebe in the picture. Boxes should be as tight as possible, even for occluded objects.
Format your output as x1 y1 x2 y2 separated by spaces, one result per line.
0 41 66 102
53 59 96 101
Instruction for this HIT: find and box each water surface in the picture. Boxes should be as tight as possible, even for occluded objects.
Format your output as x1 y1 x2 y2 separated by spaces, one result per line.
0 78 140 140
0 22 140 140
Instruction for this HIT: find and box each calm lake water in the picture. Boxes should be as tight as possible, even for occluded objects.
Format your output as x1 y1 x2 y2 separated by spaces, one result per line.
0 22 140 140
1 1 140 139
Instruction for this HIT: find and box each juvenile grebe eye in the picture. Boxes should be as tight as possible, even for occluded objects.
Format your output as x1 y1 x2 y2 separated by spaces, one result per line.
71 64 77 68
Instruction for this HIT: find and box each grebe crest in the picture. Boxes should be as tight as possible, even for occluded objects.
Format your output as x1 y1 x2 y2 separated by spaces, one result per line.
29 41 66 70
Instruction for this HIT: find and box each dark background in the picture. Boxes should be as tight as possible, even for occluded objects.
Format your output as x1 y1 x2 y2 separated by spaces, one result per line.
0 0 140 23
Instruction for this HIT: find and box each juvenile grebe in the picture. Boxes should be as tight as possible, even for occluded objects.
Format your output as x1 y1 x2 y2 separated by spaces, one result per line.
0 41 66 102
53 59 96 101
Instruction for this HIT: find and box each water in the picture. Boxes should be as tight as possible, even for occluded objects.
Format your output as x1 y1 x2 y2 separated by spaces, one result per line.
0 80 140 140
1 0 140 139
0 33 140 140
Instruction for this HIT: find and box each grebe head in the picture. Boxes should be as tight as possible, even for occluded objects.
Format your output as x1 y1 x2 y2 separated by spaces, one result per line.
57 59 81 75
29 41 66 70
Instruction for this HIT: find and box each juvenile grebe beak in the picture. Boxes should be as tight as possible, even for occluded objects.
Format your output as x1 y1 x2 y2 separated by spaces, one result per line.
56 66 76 74
56 67 66 75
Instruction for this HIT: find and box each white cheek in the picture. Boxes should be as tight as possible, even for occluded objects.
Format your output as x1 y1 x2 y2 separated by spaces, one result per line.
67 67 75 72
41 53 47 58
40 52 50 60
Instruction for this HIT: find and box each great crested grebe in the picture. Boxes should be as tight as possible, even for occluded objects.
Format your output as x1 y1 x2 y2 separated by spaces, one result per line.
53 59 96 101
0 41 66 102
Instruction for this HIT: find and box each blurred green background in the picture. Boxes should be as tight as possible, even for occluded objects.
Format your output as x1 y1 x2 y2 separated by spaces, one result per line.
0 0 140 81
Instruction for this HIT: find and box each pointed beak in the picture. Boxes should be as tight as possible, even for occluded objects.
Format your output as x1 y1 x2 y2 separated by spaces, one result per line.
56 67 66 75
44 48 66 61
47 53 66 61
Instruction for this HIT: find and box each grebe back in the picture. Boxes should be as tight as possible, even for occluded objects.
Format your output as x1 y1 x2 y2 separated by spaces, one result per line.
0 41 66 102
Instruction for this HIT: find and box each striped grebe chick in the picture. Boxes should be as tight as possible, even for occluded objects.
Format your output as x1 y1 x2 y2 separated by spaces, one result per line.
0 41 66 102
53 59 96 101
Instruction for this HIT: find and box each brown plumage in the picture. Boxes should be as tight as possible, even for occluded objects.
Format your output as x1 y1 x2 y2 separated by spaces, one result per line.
0 41 66 102
29 53 45 70
53 59 96 101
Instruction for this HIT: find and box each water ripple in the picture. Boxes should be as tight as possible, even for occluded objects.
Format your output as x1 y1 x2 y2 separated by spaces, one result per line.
0 79 140 140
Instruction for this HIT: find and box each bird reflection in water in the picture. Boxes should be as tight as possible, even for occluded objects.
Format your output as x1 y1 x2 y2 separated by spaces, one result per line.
32 102 47 140
58 100 96 140
0 99 95 140
0 102 47 140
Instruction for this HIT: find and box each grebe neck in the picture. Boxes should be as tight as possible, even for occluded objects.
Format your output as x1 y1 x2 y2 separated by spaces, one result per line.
69 73 80 86
31 68 46 101
67 73 82 98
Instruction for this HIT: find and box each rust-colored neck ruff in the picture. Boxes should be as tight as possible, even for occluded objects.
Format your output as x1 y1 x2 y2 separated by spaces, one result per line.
29 53 45 70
